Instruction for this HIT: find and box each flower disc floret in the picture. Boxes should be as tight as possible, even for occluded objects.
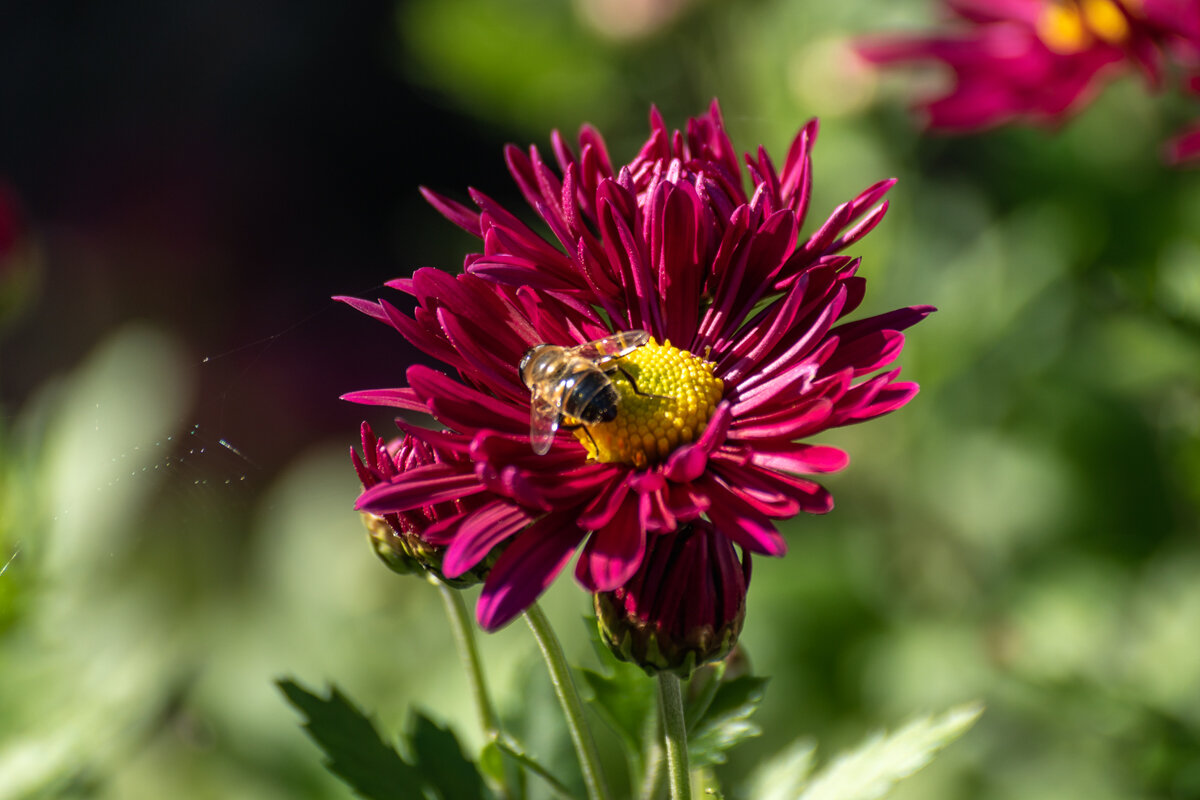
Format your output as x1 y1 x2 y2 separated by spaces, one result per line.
574 339 722 467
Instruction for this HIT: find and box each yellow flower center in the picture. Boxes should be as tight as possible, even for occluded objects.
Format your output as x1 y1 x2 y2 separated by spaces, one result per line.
1036 0 1133 54
1083 0 1132 42
571 339 723 468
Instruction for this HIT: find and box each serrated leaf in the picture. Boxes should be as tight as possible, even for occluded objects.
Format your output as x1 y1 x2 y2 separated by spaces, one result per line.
745 739 817 800
409 712 487 800
278 679 422 800
578 667 656 758
683 661 726 725
686 675 769 768
796 703 984 800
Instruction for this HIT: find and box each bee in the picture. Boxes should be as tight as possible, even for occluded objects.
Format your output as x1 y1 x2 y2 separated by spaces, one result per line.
518 330 652 455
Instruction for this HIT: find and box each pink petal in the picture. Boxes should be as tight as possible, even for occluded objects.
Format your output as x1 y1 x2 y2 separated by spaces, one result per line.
443 500 534 578
699 478 788 556
575 495 646 592
476 512 586 630
340 388 427 413
420 187 483 237
356 465 485 514
751 445 849 474
663 402 733 482
578 473 633 530
334 295 390 324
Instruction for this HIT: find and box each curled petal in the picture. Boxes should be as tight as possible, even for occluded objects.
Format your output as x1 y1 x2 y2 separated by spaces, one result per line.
357 464 486 515
664 402 733 482
476 512 586 630
443 501 535 578
575 494 646 592
698 477 788 556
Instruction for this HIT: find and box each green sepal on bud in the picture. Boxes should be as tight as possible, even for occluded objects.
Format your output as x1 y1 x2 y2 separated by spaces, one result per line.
594 592 743 677
361 511 496 589
362 512 423 576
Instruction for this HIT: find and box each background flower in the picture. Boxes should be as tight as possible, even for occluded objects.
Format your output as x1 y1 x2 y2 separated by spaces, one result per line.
857 0 1200 163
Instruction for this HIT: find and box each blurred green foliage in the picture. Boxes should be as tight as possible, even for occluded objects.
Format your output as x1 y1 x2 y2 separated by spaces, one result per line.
3 0 1200 798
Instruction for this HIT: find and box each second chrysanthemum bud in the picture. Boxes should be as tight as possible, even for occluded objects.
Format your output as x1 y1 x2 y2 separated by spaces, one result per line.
594 520 750 676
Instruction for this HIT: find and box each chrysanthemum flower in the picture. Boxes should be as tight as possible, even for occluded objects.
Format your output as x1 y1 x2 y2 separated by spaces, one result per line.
340 101 931 636
856 0 1200 164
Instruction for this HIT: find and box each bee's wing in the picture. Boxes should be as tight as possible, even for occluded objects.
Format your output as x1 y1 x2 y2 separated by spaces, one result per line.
529 392 561 455
572 330 650 362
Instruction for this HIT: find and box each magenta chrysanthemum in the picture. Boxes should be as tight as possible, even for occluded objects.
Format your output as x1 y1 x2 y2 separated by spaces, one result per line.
340 101 932 632
857 0 1200 165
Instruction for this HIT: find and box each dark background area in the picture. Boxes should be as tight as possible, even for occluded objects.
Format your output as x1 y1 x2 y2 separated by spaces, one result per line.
0 0 518 473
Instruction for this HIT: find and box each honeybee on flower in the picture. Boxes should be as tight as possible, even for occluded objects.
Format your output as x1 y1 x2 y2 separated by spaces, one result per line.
519 330 653 456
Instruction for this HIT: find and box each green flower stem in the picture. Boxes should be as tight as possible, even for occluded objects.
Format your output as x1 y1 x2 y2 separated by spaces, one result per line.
433 577 501 738
524 603 613 800
657 672 691 800
495 736 578 800
434 578 525 800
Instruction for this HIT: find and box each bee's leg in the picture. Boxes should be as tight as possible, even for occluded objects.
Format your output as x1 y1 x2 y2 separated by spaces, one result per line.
616 366 670 401
560 422 600 454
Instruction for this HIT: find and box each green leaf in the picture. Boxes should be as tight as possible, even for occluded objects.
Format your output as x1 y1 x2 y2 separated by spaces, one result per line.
686 675 769 768
408 712 487 800
278 679 422 800
476 741 506 789
579 617 657 771
683 661 727 728
578 667 656 758
796 703 984 800
744 739 817 800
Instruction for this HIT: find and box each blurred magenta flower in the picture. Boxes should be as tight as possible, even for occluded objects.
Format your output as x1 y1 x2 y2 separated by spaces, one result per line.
340 102 931 633
857 0 1200 164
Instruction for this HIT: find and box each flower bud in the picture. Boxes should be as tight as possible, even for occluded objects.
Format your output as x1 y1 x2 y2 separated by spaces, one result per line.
595 520 751 676
361 511 423 576
352 422 494 588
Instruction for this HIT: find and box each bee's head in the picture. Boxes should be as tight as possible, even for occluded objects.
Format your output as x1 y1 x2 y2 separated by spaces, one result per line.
518 344 549 388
